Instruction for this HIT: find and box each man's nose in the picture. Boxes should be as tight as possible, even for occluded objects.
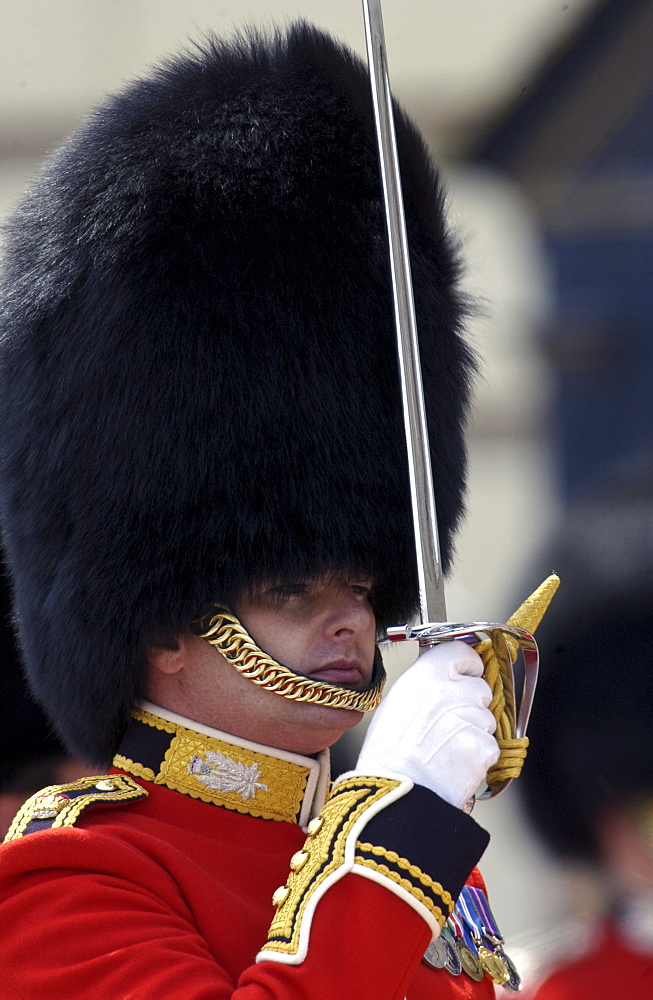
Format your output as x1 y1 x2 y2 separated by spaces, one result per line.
323 589 372 637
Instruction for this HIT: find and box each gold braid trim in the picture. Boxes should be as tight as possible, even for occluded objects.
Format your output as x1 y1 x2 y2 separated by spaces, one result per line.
4 774 147 842
113 754 156 782
475 574 560 790
353 856 447 927
355 841 453 915
195 607 385 712
130 710 178 735
261 777 402 958
115 707 315 824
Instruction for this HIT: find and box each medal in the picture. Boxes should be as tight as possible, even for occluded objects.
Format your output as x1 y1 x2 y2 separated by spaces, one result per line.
455 887 488 982
496 946 522 993
423 923 463 976
460 886 523 992
478 945 510 984
449 912 484 982
422 937 448 970
448 886 524 988
442 923 463 976
456 942 484 981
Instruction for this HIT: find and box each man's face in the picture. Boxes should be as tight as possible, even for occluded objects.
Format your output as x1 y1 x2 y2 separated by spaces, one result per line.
233 576 377 689
148 576 377 755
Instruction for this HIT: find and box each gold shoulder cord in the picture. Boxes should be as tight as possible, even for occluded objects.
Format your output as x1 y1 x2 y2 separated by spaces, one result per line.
194 608 386 713
4 774 147 842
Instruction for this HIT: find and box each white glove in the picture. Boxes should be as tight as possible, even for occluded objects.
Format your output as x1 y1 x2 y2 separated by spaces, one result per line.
355 641 500 809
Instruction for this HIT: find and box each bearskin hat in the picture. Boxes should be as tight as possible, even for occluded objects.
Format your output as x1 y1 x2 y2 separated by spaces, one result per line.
521 460 653 860
0 24 473 764
0 558 67 786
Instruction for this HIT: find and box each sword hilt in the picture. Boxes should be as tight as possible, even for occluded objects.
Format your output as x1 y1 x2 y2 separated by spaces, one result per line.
385 621 538 798
386 575 559 797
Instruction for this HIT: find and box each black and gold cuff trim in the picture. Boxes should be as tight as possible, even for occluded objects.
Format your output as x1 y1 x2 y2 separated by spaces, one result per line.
360 782 490 908
353 841 453 924
259 775 490 966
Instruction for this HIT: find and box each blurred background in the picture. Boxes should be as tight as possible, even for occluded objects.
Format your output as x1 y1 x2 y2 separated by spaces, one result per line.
3 0 652 990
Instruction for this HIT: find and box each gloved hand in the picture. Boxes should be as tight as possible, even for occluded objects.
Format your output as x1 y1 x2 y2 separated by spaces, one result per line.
354 641 499 809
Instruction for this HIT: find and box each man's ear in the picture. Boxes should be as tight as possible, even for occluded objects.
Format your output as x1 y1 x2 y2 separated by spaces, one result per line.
145 635 185 676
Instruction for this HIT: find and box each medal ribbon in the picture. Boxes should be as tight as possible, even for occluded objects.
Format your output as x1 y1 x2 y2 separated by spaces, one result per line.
461 885 503 944
456 886 486 946
462 887 522 993
448 912 463 941
441 922 457 947
454 910 480 954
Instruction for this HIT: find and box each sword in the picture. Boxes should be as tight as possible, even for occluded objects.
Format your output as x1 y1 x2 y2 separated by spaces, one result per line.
362 0 552 796
362 0 446 626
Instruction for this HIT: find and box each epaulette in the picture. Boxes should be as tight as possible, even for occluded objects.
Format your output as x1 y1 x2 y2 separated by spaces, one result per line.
3 773 147 842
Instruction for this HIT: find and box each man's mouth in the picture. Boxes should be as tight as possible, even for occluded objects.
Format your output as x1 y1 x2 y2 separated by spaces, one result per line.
308 659 364 686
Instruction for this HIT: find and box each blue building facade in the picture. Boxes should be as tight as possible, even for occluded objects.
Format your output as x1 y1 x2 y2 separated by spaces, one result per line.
475 0 653 500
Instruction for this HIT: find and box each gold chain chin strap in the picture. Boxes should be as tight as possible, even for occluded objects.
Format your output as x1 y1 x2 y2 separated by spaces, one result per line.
476 575 560 792
195 607 386 712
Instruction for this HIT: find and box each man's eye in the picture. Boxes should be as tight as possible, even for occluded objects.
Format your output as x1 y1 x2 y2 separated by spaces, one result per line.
351 584 372 597
272 583 307 598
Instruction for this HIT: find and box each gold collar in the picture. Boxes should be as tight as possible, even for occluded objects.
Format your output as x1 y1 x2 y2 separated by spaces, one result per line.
113 702 330 828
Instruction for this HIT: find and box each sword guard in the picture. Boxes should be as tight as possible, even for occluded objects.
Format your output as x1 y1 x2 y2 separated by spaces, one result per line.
383 576 559 798
383 620 539 799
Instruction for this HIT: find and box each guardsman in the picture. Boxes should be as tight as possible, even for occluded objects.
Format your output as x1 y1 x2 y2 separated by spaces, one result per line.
0 23 510 999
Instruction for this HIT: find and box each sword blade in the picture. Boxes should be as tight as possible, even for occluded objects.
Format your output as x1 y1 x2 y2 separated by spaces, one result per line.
362 0 446 624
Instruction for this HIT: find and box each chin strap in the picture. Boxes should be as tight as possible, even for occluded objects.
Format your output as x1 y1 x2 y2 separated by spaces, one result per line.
194 607 386 712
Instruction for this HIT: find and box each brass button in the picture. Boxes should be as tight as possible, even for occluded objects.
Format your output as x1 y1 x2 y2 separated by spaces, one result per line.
95 779 116 791
306 816 323 836
272 885 290 908
289 850 309 872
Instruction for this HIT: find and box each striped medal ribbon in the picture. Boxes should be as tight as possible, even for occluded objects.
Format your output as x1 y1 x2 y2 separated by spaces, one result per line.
459 886 522 992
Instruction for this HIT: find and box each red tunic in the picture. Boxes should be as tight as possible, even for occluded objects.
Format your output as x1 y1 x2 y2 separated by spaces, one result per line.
532 921 653 1000
0 708 496 1000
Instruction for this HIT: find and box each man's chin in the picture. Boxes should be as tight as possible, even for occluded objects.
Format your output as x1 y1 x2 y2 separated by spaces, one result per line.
294 705 364 754
291 698 364 730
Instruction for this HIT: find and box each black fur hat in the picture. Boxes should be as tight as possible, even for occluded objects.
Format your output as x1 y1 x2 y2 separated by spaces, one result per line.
521 460 653 860
0 557 67 785
0 24 473 763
